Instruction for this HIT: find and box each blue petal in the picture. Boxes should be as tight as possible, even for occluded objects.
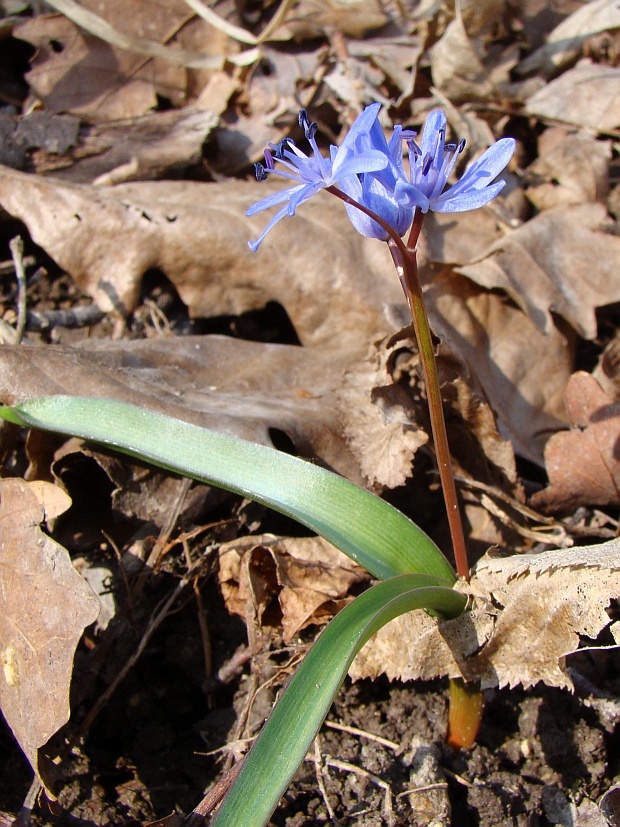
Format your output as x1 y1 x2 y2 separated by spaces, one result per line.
331 148 389 180
247 202 292 250
432 180 506 212
393 179 431 212
418 110 446 160
444 138 515 197
246 184 304 216
340 104 382 154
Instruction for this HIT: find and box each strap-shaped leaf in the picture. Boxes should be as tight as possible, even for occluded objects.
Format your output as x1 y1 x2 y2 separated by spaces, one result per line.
211 574 466 826
0 397 455 582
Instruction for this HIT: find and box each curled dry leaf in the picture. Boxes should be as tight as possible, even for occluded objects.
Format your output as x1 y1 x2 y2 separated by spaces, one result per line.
218 535 369 642
351 539 620 691
525 59 620 132
0 478 99 793
335 336 429 490
531 371 620 513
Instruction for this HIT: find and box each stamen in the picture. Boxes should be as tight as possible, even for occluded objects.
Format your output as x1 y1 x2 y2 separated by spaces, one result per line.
406 138 421 158
275 138 295 159
254 163 268 181
422 153 434 175
457 138 466 153
264 149 275 170
298 109 309 130
298 109 317 139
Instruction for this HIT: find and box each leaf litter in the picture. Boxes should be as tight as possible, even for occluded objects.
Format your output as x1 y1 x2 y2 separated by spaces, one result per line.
0 0 620 823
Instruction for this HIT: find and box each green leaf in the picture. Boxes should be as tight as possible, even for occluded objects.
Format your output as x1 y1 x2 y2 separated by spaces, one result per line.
211 574 466 826
0 397 455 582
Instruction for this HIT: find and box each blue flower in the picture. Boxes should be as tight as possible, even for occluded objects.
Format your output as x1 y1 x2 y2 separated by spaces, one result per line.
247 106 516 251
393 109 516 214
246 105 389 251
338 120 416 241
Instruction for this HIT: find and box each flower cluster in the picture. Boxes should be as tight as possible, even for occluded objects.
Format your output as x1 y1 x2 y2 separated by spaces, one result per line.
247 104 515 251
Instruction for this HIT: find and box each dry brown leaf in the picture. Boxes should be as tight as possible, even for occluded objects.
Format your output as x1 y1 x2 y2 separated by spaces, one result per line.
271 0 387 41
0 335 379 483
525 59 620 131
351 539 620 691
16 12 185 120
39 107 218 184
531 372 620 513
335 337 429 490
425 272 572 465
218 535 368 641
458 203 620 340
525 130 611 211
429 15 496 103
0 478 99 792
0 168 400 349
517 0 620 76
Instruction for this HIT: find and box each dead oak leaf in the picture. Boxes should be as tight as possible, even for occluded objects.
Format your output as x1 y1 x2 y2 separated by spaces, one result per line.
524 59 620 132
458 203 620 340
218 535 368 642
531 371 620 512
0 168 400 349
0 478 100 793
350 539 620 691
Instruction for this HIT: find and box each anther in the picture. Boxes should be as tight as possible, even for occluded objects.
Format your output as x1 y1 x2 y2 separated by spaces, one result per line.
254 163 267 181
275 138 295 159
298 108 317 139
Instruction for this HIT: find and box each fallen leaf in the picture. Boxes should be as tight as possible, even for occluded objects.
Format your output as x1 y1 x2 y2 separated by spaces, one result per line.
429 15 496 103
350 538 620 691
425 271 572 465
0 168 400 349
218 534 369 641
531 372 620 512
516 0 620 76
0 335 375 482
525 130 611 210
272 0 387 41
0 478 99 792
36 107 218 184
525 59 620 131
457 203 620 340
16 12 186 120
335 335 429 490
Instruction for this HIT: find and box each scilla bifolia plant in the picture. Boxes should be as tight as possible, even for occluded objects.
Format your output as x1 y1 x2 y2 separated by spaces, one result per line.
248 103 515 582
0 105 514 826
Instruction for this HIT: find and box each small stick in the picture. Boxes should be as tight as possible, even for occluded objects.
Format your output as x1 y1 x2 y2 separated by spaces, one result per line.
313 737 340 824
323 720 399 751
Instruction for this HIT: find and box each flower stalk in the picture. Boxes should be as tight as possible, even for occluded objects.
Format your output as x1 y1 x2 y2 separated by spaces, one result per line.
326 185 469 578
388 233 469 581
